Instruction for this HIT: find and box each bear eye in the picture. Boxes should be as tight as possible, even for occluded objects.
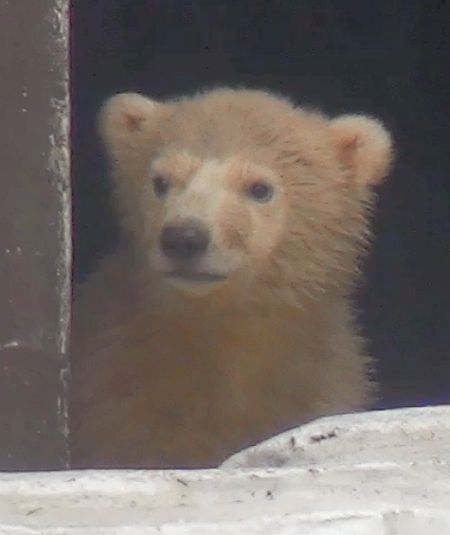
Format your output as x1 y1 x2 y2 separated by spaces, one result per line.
246 180 274 203
152 175 170 197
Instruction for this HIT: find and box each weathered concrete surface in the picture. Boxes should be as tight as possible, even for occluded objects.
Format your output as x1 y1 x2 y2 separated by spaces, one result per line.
0 0 71 470
0 406 449 534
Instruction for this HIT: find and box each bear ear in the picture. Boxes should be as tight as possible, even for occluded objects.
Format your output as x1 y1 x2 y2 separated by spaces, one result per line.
329 115 394 186
97 92 163 157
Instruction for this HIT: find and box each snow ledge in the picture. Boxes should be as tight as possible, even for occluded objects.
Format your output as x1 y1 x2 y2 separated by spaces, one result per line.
1 406 449 534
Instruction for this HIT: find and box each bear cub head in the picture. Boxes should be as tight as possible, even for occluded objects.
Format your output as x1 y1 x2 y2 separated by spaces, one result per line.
99 88 393 306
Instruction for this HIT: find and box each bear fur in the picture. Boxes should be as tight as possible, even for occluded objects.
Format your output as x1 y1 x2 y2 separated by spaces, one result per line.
70 88 393 469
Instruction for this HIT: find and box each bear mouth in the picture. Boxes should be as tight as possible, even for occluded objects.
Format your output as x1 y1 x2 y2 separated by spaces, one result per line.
164 270 227 284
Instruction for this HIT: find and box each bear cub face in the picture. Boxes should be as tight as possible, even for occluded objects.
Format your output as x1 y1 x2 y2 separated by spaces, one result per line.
147 150 286 296
100 89 393 305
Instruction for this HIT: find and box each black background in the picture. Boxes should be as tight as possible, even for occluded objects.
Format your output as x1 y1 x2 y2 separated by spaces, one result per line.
72 1 450 410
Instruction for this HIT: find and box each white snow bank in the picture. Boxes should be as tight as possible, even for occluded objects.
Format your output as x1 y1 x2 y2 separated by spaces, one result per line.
0 405 449 534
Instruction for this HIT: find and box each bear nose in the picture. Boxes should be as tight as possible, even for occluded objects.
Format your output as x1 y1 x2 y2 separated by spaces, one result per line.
160 220 210 260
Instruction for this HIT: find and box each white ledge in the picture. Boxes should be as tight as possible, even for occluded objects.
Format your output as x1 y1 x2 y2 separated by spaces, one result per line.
1 406 450 534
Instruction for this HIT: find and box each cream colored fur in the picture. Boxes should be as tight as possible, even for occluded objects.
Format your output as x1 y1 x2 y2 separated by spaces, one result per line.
70 88 393 469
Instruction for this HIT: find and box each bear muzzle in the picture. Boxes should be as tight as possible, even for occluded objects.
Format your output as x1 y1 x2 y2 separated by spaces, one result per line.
160 219 210 260
158 219 227 286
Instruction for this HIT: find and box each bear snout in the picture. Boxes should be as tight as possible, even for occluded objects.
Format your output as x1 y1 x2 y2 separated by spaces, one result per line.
159 219 210 261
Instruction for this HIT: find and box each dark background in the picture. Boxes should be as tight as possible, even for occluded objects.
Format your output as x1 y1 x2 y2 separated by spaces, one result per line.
71 1 450 410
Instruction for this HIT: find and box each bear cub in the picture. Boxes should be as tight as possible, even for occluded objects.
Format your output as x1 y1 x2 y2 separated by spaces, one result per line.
70 88 393 469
